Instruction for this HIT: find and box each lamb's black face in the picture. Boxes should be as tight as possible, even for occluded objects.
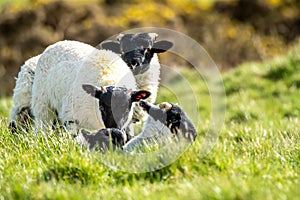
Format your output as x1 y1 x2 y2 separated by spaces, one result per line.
81 128 126 152
139 100 197 141
82 84 151 130
100 32 173 75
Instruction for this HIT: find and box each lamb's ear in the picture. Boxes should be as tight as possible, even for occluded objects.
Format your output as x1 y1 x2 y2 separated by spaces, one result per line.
99 40 121 54
152 40 173 53
81 129 91 139
131 90 151 102
82 84 105 99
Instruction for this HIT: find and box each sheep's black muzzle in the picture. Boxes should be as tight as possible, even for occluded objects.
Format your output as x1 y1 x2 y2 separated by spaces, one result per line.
122 51 150 75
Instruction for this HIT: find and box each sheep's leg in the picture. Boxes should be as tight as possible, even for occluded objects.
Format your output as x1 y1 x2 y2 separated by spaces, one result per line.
59 97 79 136
31 90 56 132
32 106 57 132
9 107 33 132
9 59 37 131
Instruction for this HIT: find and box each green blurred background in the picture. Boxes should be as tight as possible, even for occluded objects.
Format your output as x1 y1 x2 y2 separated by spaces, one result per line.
0 0 299 96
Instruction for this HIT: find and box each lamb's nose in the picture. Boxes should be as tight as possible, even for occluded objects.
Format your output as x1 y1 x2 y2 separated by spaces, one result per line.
130 60 138 69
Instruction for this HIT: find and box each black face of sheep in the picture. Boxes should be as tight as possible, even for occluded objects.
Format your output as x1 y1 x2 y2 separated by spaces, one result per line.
100 33 173 75
139 100 197 141
82 84 151 129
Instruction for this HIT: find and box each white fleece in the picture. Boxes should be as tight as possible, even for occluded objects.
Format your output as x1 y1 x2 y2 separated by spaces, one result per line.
131 54 160 122
31 40 136 133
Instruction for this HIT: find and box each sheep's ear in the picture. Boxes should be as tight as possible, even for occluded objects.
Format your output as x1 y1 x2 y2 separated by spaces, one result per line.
131 90 151 102
99 41 121 54
82 84 105 99
152 40 173 53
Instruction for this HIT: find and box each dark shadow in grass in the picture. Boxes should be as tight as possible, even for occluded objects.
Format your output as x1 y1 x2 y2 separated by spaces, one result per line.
41 166 90 184
288 79 300 88
225 85 242 96
111 164 183 185
264 65 293 81
201 157 225 172
284 109 300 118
115 166 173 184
10 184 32 200
229 111 258 123
233 135 244 143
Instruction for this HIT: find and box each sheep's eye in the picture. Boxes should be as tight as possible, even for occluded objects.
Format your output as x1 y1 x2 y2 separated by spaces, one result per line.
144 48 150 54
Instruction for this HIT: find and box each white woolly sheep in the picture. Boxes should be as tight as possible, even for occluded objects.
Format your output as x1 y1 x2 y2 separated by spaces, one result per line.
100 32 173 137
9 41 101 131
31 40 150 134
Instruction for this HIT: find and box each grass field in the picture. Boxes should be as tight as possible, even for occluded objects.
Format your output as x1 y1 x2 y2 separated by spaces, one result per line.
0 43 299 199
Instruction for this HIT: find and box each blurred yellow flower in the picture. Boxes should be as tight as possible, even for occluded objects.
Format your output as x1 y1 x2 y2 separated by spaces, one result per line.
267 0 281 6
227 27 237 39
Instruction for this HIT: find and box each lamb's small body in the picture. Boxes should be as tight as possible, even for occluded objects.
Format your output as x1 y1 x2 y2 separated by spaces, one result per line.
122 100 197 152
31 40 137 132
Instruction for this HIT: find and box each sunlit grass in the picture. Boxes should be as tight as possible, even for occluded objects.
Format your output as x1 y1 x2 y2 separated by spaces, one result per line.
0 43 299 199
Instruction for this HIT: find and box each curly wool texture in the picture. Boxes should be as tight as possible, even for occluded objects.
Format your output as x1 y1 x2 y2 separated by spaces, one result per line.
31 40 136 132
10 55 40 125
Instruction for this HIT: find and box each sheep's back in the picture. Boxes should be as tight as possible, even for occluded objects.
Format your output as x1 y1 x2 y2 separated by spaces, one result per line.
79 50 136 89
37 40 95 74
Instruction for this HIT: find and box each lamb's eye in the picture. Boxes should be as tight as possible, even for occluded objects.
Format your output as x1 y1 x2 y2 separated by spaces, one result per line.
169 117 177 123
99 105 104 111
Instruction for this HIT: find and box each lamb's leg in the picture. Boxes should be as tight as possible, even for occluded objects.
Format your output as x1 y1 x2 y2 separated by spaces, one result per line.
130 83 158 133
63 120 79 136
124 123 135 141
